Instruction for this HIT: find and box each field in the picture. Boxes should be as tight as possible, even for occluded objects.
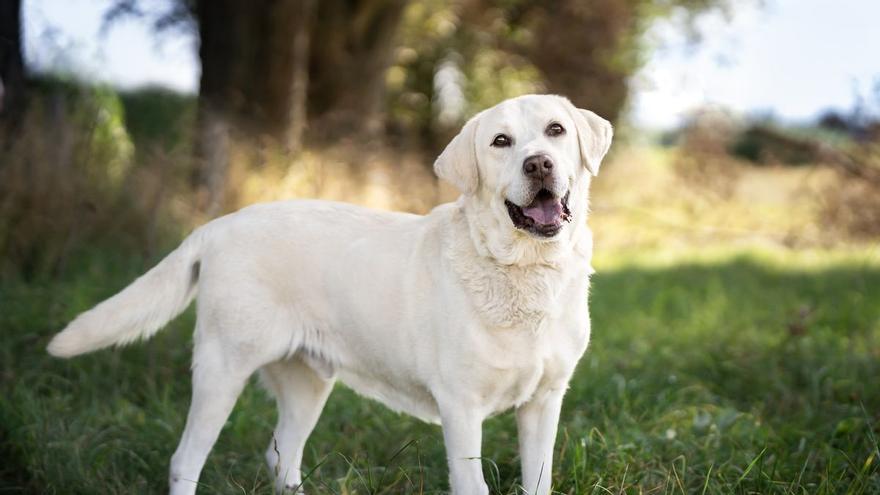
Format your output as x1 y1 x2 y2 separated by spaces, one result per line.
2 243 878 494
2 96 879 494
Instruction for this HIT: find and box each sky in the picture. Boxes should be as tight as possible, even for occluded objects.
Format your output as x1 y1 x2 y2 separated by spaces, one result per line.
633 0 880 127
22 0 880 129
24 0 198 93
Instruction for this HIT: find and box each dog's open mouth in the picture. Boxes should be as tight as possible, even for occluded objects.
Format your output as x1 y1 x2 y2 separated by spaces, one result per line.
505 189 572 237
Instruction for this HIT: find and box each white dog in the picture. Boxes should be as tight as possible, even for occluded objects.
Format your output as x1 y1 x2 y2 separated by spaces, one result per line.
48 94 612 495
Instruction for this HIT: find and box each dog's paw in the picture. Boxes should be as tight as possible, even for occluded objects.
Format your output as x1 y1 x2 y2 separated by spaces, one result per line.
279 483 305 495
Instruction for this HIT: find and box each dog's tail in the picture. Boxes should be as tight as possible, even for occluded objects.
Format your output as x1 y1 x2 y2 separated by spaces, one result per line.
47 229 206 358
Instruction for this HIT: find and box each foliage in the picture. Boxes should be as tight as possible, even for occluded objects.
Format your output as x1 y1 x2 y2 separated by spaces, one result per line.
102 0 195 35
98 0 738 151
118 86 196 151
0 78 188 279
386 0 544 148
385 0 737 147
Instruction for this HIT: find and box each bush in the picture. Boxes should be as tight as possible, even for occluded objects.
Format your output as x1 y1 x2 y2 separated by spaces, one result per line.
0 78 185 279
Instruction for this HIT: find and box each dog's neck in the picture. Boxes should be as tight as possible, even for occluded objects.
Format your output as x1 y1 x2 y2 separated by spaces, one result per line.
442 198 594 330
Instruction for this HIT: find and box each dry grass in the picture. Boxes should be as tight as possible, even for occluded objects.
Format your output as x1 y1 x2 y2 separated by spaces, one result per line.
2 89 878 283
590 146 875 252
225 145 455 217
1 98 140 277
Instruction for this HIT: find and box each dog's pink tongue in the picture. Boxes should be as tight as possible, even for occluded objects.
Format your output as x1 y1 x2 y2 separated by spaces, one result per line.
522 197 563 225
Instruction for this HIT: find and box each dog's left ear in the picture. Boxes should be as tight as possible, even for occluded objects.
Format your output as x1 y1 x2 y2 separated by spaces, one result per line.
434 111 483 195
568 106 613 176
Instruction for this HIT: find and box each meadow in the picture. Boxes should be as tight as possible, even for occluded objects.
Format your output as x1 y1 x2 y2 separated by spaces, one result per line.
2 240 879 494
1 86 879 494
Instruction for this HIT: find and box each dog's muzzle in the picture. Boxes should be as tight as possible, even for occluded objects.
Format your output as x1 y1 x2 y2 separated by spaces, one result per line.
505 189 571 238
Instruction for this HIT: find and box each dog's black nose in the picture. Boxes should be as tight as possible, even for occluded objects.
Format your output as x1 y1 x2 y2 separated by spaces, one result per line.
523 154 554 179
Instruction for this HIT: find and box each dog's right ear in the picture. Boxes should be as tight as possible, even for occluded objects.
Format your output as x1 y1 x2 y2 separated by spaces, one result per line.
434 111 483 195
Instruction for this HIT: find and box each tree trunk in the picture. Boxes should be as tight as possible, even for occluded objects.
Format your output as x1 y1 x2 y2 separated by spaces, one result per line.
193 0 235 213
286 0 314 153
525 0 641 124
192 0 406 210
193 0 313 212
0 0 26 134
306 0 407 143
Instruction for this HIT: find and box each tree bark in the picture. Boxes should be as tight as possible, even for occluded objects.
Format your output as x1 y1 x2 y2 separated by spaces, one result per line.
192 0 407 210
286 0 314 153
192 0 234 213
197 0 310 142
0 0 26 133
193 0 313 212
525 0 637 124
306 0 407 143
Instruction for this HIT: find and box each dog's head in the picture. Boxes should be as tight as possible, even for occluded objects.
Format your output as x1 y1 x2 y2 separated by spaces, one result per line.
435 95 612 260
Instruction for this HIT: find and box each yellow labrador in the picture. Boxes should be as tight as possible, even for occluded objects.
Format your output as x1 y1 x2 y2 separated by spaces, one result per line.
49 94 613 495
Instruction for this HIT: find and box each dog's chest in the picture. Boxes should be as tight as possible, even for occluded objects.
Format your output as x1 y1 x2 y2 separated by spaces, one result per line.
441 239 593 408
452 256 567 330
470 317 587 415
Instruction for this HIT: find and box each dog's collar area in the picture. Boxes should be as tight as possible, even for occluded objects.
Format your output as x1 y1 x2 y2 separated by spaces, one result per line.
505 190 571 238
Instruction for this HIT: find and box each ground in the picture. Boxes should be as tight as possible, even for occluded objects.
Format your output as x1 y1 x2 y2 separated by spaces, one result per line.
1 244 878 494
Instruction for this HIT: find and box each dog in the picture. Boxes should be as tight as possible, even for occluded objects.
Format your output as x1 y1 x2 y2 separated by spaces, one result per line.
48 94 612 495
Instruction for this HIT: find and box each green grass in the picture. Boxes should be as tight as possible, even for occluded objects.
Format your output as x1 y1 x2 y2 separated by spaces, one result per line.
1 246 879 494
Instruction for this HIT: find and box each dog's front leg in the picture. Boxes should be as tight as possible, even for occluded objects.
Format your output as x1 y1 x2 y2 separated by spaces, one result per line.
439 404 488 495
516 389 565 495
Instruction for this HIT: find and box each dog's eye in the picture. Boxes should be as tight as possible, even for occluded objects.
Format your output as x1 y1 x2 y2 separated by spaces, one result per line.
546 123 565 137
491 134 512 148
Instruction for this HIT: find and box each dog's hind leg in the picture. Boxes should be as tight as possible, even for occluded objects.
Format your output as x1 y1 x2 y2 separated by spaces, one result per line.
261 357 334 494
169 330 280 495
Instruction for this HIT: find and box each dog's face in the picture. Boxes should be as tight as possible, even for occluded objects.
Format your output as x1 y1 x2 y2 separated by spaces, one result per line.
435 95 613 241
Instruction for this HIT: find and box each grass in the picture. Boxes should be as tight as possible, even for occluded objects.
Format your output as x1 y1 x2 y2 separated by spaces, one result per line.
1 245 878 494
3 75 878 494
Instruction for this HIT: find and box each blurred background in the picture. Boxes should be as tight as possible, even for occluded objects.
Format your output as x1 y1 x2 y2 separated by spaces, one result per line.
2 0 879 269
1 1 879 493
